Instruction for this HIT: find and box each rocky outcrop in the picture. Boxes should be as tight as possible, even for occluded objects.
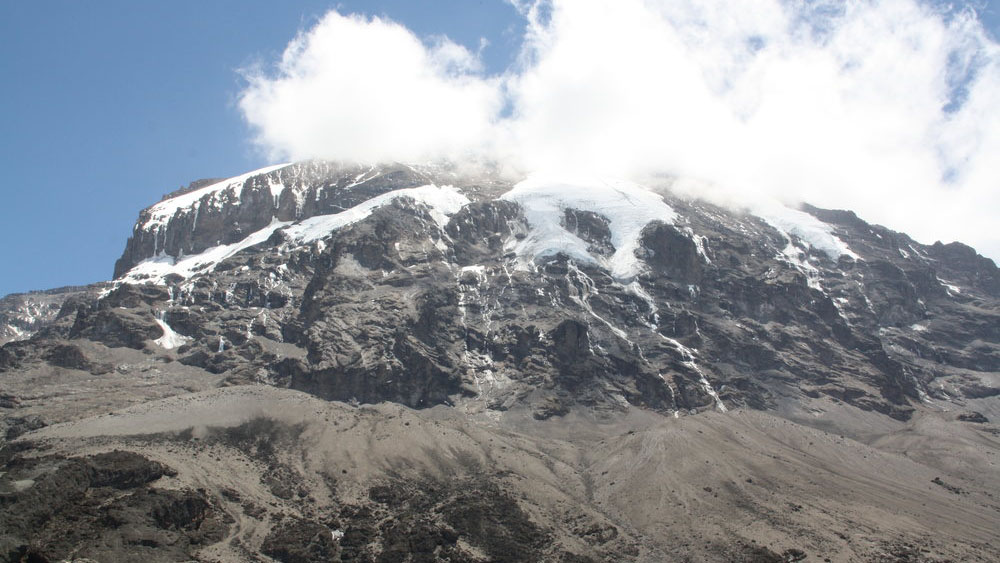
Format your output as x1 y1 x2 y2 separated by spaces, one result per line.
0 285 106 345
0 449 226 562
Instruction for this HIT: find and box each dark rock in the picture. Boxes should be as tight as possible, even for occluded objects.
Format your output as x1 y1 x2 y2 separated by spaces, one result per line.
958 382 1000 399
85 450 177 489
69 308 161 349
957 411 989 423
563 208 614 256
533 396 570 420
336 475 555 563
98 284 170 309
40 343 110 374
0 449 219 563
551 319 591 364
4 415 46 440
261 517 339 563
641 222 703 283
931 477 965 494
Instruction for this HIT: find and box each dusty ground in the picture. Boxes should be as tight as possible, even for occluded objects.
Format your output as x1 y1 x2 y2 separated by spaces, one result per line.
3 369 999 562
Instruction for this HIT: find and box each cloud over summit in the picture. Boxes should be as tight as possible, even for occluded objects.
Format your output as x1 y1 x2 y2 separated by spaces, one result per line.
239 0 1000 260
239 12 502 164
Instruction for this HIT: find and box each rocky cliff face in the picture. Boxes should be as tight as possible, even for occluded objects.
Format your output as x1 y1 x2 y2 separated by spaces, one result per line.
0 285 108 346
94 161 1000 421
2 161 999 562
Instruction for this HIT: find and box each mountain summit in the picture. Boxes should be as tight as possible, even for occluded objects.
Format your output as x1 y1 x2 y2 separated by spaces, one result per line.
2 161 999 562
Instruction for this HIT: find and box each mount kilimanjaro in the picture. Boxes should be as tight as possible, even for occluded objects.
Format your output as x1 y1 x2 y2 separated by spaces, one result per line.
1 161 999 562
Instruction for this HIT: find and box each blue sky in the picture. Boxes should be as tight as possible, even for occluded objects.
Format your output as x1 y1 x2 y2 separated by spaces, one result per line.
1 1 998 297
0 1 523 297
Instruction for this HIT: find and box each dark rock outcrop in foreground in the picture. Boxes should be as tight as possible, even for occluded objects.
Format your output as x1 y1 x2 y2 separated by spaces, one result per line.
1 161 998 561
0 448 226 562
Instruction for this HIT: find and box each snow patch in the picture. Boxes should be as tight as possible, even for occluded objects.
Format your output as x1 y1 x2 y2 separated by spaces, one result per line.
938 278 962 296
153 311 191 350
776 239 824 291
501 174 676 280
755 203 858 260
268 178 286 200
282 184 468 242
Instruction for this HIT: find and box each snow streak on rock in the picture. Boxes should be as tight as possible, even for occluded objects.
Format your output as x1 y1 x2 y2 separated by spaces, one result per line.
153 311 191 350
754 202 858 260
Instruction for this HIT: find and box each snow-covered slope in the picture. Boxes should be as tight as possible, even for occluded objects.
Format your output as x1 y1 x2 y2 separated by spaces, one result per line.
123 184 469 285
501 174 677 280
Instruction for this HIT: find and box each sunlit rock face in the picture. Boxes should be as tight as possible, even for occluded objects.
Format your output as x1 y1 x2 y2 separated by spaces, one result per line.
92 161 999 419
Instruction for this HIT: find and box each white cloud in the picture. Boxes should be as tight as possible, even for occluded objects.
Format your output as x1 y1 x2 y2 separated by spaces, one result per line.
239 11 502 164
239 1 1000 261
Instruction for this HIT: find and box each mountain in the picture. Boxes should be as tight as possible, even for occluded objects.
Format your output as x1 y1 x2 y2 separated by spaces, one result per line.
2 161 999 562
